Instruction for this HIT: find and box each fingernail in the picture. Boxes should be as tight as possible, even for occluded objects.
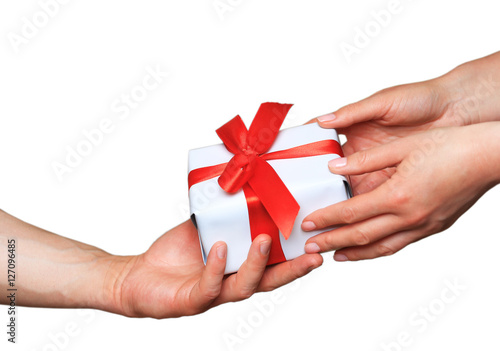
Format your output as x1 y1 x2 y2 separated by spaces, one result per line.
301 221 316 231
334 253 349 262
317 113 336 122
260 240 271 256
217 244 227 259
329 157 347 169
304 243 320 253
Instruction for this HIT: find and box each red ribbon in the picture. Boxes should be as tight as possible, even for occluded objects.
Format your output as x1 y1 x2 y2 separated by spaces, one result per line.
188 103 343 264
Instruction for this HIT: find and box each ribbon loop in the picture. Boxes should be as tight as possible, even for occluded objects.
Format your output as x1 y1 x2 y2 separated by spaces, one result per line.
216 115 249 154
248 103 292 154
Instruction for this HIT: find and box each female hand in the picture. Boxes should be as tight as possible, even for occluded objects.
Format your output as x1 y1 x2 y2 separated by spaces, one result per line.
301 122 500 261
315 51 500 195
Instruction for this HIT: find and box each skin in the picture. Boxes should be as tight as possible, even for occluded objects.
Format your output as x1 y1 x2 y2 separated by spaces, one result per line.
302 51 500 261
0 211 322 318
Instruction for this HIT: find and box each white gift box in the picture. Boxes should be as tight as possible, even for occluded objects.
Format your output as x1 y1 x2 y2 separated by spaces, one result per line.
188 123 351 274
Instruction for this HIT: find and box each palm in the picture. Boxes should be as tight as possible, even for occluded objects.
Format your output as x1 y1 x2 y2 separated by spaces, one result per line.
338 83 453 195
118 221 209 318
342 122 430 194
114 219 322 318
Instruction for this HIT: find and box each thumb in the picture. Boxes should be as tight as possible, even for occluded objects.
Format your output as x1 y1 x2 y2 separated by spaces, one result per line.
316 89 394 129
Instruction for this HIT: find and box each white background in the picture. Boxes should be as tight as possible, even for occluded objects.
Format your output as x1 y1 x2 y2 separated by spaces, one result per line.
1 0 499 350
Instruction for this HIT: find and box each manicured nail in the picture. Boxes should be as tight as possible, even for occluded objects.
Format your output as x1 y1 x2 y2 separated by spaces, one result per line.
301 221 317 231
334 253 349 262
260 240 272 256
329 157 347 169
304 243 321 253
217 244 227 259
317 113 336 122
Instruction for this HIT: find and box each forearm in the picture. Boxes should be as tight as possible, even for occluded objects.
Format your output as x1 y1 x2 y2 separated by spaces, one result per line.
440 51 500 125
0 210 126 312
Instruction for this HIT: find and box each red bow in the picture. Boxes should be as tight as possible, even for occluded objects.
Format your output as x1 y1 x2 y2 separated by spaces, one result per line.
216 102 298 239
188 102 344 255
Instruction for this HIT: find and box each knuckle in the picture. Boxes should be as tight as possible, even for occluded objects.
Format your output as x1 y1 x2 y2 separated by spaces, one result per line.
344 250 360 261
345 113 355 126
425 219 446 234
363 179 378 192
342 103 358 122
280 269 302 286
313 206 340 228
259 285 274 293
390 188 410 208
316 233 337 252
322 232 339 250
356 150 368 168
339 206 357 224
352 228 371 246
376 243 396 257
409 210 429 227
238 286 257 300
203 286 221 301
314 214 329 228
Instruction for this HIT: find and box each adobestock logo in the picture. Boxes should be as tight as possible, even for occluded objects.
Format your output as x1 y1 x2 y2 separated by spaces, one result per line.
29 310 95 351
339 0 412 64
51 64 169 182
222 278 303 351
397 128 446 179
7 0 71 54
452 74 500 125
212 0 244 21
379 278 467 351
223 293 285 350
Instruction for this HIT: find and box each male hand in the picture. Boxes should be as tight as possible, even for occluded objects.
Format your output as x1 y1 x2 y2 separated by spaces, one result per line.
109 220 323 318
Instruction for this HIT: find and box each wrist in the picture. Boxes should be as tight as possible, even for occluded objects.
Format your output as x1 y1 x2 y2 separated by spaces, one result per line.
437 65 477 126
93 254 139 316
440 53 500 126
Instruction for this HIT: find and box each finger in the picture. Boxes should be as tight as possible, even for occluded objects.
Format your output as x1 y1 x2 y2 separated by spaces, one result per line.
189 241 227 309
333 230 424 261
302 185 390 231
256 253 323 292
214 234 272 303
349 168 396 196
316 90 391 129
304 214 405 253
327 141 410 176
